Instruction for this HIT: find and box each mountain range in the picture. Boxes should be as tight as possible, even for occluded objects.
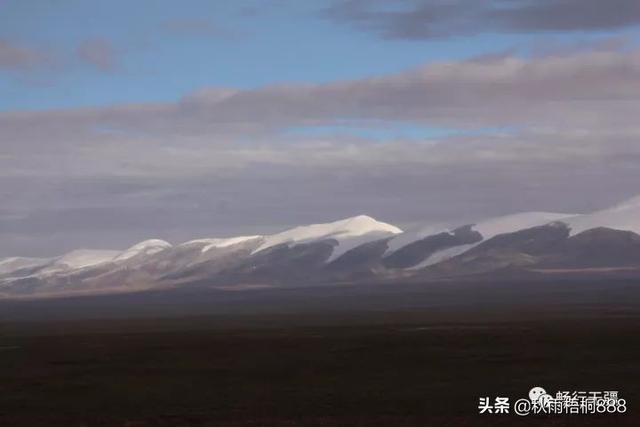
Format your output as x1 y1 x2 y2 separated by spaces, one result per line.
2 196 640 299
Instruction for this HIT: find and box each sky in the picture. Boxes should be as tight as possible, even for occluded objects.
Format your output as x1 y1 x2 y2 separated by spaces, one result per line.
1 0 640 257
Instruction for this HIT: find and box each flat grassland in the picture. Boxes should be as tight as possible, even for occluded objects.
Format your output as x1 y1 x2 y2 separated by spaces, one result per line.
1 281 639 426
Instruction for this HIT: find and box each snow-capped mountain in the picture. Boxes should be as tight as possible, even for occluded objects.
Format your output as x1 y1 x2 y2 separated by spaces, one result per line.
113 240 172 262
564 196 640 236
50 249 121 270
186 236 262 253
0 257 51 276
254 215 402 261
3 196 640 298
384 211 575 269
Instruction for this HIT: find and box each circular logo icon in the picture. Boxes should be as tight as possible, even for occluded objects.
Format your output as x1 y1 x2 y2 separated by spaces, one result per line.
529 386 551 406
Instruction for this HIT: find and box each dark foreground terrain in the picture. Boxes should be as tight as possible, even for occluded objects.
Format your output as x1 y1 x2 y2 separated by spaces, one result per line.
1 280 640 426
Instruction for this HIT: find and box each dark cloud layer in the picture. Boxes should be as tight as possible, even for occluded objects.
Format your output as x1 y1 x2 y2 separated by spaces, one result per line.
326 0 640 39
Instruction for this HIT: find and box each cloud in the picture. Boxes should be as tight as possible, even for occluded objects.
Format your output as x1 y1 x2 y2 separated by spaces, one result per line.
325 0 640 39
0 39 50 70
77 38 117 72
6 44 637 141
2 45 640 177
0 37 118 79
2 45 640 255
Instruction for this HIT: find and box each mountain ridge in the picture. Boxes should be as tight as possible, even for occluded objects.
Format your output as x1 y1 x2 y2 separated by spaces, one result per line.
3 197 640 299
